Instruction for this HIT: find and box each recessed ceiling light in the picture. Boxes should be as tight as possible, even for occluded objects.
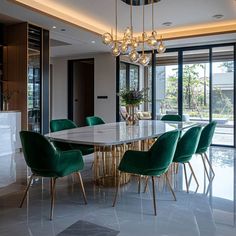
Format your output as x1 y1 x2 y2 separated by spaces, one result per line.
52 26 56 29
212 14 224 19
61 28 66 31
91 40 96 44
162 22 172 27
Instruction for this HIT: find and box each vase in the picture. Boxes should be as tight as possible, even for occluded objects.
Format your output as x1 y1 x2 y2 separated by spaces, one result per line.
3 101 9 111
126 105 138 125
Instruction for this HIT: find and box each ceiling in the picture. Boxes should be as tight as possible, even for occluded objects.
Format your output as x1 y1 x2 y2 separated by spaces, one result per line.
0 0 236 58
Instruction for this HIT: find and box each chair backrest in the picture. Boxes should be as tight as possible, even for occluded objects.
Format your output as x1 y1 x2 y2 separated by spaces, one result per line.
173 126 202 163
50 119 77 132
148 130 180 174
86 116 105 126
161 114 182 121
20 131 58 173
196 121 217 154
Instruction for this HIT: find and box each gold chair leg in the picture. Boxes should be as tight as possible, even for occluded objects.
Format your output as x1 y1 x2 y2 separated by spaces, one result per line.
183 163 189 193
76 172 88 205
165 173 176 201
151 176 157 216
201 153 211 182
175 163 179 174
143 176 149 193
112 172 121 207
90 161 94 170
187 162 199 188
50 177 57 221
19 174 34 208
204 153 215 180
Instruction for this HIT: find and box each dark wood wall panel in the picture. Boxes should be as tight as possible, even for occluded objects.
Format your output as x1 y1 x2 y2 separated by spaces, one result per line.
4 22 28 130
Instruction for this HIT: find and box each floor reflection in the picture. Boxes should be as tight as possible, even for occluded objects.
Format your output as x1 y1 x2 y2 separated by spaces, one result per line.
0 154 16 188
0 146 235 236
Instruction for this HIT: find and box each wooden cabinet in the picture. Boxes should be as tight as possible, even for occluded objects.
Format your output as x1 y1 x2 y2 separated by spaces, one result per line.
3 22 49 134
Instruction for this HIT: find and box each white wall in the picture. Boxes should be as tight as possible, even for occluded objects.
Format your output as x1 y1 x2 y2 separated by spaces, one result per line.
51 53 116 123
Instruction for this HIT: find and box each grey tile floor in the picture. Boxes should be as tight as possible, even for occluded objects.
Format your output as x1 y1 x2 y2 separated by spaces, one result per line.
0 147 235 236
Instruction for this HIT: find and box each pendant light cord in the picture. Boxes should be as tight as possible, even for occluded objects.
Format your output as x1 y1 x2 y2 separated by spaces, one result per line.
152 0 154 31
130 0 133 32
115 0 118 41
142 1 145 53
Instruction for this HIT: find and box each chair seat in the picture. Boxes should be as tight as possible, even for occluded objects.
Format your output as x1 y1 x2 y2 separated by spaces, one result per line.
195 147 207 154
30 149 85 177
118 150 168 176
53 141 94 155
71 144 94 155
173 156 191 163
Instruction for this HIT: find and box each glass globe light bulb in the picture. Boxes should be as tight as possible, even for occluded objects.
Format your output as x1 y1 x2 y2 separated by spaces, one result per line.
139 54 150 66
111 43 120 57
132 38 139 48
148 36 157 47
157 41 166 53
124 27 132 37
102 32 113 45
121 42 128 54
142 32 147 40
152 31 157 37
129 50 139 62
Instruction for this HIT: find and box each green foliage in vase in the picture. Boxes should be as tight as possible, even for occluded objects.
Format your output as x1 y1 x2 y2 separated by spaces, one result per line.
118 88 149 106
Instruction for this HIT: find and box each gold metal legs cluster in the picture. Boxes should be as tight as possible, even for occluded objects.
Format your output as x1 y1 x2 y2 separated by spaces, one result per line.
93 140 153 187
93 145 130 186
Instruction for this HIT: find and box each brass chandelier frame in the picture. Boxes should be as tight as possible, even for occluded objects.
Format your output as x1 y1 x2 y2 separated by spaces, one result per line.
102 0 166 66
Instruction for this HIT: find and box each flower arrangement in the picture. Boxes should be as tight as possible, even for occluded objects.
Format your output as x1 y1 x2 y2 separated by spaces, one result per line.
118 88 149 106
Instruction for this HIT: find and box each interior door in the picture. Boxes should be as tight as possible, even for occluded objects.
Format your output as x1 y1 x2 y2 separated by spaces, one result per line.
72 59 94 126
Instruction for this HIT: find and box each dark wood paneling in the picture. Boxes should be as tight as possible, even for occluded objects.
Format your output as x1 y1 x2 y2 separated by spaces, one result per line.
4 22 28 130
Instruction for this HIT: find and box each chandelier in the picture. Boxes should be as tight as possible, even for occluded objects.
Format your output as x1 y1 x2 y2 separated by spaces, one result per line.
102 0 166 66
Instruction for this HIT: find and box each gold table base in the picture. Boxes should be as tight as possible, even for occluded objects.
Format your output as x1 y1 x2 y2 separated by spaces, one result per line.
93 139 155 187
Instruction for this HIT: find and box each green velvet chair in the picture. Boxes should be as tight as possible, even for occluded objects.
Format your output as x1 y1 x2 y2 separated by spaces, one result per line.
19 131 87 220
85 116 105 126
161 114 182 121
195 121 217 181
173 126 202 193
50 119 94 155
113 130 180 216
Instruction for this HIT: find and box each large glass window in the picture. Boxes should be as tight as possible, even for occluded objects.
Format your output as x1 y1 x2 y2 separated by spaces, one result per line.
119 58 140 120
183 49 210 123
119 62 127 91
212 46 234 146
28 25 41 133
129 64 139 89
118 43 235 147
156 52 179 117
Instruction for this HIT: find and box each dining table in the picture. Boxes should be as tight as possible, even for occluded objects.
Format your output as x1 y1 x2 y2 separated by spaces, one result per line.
46 120 196 186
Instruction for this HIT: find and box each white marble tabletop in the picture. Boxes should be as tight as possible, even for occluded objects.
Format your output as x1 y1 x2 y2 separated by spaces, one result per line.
46 120 197 146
